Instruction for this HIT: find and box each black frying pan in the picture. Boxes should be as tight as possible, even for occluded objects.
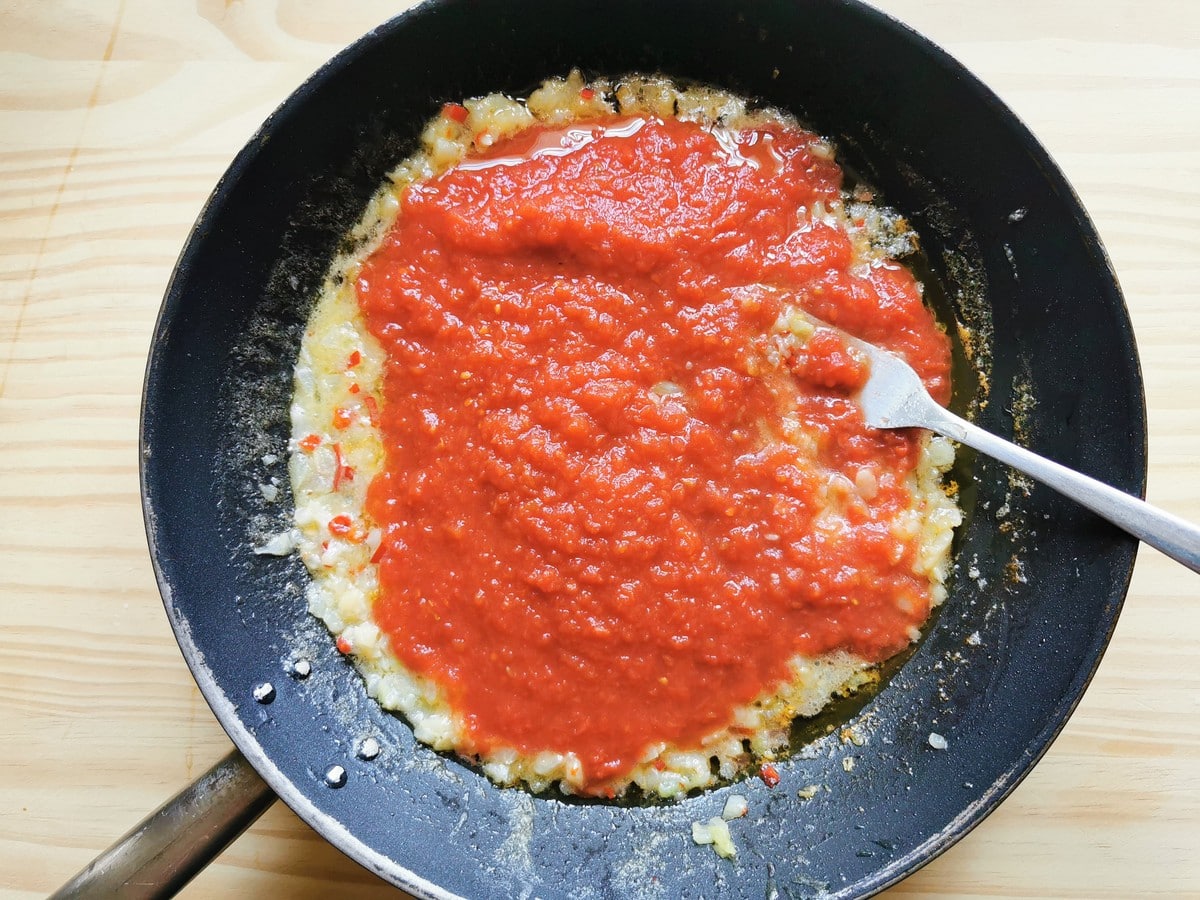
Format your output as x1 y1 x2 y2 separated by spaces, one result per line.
125 0 1144 896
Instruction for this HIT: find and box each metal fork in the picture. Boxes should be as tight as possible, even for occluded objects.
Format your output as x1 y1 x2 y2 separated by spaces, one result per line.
826 321 1200 574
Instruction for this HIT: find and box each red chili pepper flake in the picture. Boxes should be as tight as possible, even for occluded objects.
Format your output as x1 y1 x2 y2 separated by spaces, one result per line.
580 87 596 101
370 541 387 564
332 407 354 430
363 395 379 421
442 102 469 124
328 514 354 536
348 383 361 394
297 433 321 452
327 495 364 541
336 634 353 655
330 443 355 491
346 349 362 368
759 763 781 787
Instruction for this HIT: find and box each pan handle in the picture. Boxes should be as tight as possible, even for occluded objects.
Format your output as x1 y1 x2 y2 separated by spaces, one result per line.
50 748 276 899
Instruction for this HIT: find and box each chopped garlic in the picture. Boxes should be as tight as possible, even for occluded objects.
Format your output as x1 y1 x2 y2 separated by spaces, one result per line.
692 816 737 859
722 794 749 820
253 529 295 556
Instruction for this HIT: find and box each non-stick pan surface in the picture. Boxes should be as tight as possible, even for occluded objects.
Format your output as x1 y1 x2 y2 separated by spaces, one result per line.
141 0 1145 896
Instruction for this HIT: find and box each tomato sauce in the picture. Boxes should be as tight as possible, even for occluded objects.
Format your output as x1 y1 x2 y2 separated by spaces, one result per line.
356 116 951 790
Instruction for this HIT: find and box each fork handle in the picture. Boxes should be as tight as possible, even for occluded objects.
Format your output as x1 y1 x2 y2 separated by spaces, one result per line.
924 405 1200 574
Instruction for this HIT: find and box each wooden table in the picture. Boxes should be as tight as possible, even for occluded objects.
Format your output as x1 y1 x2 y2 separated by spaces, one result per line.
3 2 1198 896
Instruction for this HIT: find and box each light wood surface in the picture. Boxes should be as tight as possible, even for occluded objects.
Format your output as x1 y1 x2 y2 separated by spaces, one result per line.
2 1 1198 897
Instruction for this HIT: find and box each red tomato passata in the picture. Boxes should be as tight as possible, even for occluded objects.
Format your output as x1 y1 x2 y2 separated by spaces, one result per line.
356 116 951 790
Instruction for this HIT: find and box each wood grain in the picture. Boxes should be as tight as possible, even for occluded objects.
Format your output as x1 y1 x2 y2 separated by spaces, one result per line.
1 1 1198 897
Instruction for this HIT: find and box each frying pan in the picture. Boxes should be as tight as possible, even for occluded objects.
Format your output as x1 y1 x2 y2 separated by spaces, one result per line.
83 0 1146 896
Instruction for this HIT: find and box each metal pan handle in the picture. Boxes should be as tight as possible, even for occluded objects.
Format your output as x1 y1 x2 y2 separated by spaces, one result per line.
50 749 276 899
